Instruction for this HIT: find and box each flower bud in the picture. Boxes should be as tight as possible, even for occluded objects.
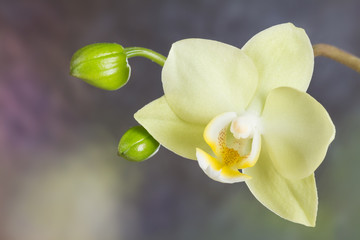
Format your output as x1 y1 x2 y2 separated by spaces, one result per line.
70 43 130 90
118 126 160 162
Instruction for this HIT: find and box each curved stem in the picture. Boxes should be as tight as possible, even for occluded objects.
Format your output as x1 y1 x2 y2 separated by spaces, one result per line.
124 47 166 66
313 44 360 73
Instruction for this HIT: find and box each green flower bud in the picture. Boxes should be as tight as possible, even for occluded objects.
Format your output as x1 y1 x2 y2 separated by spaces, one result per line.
70 43 130 90
118 126 160 162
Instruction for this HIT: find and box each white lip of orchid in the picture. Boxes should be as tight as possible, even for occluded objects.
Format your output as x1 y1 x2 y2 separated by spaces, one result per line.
196 112 262 183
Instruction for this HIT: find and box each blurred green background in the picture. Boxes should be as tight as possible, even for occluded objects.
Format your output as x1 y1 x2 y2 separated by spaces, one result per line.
0 0 360 239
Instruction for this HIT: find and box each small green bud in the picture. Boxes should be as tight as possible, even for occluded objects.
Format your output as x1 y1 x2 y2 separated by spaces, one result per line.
70 43 130 90
118 126 160 162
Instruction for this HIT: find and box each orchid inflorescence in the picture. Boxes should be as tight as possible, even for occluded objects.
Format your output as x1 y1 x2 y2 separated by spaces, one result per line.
70 23 360 226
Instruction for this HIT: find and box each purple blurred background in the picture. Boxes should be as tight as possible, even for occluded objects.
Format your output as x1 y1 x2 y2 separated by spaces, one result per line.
1 0 360 239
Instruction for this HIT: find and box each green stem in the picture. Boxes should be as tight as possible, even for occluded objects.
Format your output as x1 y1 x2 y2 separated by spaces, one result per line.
313 44 360 73
124 47 166 66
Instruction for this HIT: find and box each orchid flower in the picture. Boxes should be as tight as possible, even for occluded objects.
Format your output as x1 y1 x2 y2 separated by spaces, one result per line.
134 23 335 226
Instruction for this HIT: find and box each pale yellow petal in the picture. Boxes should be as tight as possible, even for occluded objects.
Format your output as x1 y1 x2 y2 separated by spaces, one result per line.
163 39 258 124
262 87 335 179
244 145 318 227
242 23 314 112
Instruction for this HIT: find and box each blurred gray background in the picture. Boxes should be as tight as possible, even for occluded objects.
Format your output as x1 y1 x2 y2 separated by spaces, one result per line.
0 0 360 239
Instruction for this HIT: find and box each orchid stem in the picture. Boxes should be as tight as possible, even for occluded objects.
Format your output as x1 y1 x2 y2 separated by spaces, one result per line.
313 44 360 73
124 45 360 73
124 47 166 67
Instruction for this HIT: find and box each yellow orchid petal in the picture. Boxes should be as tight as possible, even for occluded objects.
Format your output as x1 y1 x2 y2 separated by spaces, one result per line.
221 166 252 180
196 148 251 184
244 145 318 227
163 39 258 125
196 148 222 172
134 96 211 160
262 87 335 179
203 112 237 156
201 112 262 180
242 23 314 112
236 132 261 169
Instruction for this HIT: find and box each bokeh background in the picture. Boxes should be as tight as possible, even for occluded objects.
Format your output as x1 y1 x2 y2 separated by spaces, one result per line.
1 0 360 239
